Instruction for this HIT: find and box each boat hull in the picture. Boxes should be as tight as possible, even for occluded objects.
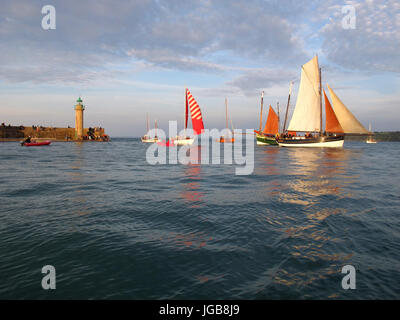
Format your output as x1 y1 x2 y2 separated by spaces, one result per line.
141 137 160 143
174 137 194 146
219 137 235 143
277 135 344 148
255 133 278 145
22 141 51 147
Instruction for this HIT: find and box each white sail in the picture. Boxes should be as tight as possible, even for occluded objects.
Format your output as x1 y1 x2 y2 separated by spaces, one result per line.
327 84 369 134
288 56 321 132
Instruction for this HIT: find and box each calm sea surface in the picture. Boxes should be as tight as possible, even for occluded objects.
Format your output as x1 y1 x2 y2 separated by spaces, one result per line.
0 138 399 299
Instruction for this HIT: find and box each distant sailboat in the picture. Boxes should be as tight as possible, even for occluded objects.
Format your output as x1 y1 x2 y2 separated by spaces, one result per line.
173 88 205 146
141 114 160 143
219 97 235 143
366 123 377 143
277 56 369 147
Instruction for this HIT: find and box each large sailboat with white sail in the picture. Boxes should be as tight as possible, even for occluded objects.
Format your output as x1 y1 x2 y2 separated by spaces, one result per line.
173 88 205 146
277 56 369 147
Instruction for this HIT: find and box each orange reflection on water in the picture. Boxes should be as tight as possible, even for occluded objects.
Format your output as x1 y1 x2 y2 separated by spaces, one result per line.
159 231 212 250
258 147 361 293
280 147 357 202
180 146 205 208
255 147 284 196
181 164 204 207
195 274 225 284
263 147 280 176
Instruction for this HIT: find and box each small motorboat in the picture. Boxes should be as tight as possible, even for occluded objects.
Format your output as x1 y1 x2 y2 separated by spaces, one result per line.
21 141 51 147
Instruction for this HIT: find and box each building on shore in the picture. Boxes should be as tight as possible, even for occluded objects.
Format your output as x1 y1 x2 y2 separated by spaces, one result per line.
0 97 109 141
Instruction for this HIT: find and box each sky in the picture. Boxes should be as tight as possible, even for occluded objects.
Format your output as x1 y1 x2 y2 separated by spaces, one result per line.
0 0 399 136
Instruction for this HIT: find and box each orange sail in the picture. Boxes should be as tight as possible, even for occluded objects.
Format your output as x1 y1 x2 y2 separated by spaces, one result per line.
263 106 279 135
324 90 343 133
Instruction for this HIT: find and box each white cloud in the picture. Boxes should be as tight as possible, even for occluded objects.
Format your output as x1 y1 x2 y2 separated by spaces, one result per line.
319 0 400 73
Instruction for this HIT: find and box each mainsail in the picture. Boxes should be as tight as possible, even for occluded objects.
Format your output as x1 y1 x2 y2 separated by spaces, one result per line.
324 90 343 133
288 56 321 132
186 88 205 135
327 84 369 134
263 106 279 135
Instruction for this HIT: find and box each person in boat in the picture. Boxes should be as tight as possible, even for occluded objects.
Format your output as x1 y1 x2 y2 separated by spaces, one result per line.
24 136 32 143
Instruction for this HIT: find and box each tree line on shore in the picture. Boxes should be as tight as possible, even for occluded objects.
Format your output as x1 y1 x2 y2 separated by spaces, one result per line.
345 131 400 141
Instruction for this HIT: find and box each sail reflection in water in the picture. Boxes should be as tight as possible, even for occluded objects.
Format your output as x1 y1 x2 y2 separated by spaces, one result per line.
255 147 283 197
180 146 204 208
260 147 361 291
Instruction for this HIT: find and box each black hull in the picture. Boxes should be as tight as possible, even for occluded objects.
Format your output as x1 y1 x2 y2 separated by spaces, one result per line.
277 135 344 145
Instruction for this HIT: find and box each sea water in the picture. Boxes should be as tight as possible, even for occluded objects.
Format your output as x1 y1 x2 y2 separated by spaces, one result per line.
0 139 399 299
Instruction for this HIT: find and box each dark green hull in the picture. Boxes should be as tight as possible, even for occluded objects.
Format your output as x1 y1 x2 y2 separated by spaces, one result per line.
256 133 278 145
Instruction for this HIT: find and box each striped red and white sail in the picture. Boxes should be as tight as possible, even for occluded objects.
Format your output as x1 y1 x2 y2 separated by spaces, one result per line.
186 88 205 135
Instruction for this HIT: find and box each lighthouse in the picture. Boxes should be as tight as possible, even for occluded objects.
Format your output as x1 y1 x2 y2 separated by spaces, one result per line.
74 97 85 140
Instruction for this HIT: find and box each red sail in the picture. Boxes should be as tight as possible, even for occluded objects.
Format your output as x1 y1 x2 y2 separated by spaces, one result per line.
263 106 279 135
186 88 204 135
324 90 344 133
185 89 189 130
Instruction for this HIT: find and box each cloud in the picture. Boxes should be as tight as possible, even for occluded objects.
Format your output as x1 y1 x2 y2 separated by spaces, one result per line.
0 0 310 84
227 68 297 96
319 0 400 73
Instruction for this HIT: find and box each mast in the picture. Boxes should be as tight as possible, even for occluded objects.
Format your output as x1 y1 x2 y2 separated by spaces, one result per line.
277 101 280 134
319 65 323 135
283 82 293 133
146 113 149 134
155 119 158 138
225 97 228 130
184 88 187 138
259 91 264 132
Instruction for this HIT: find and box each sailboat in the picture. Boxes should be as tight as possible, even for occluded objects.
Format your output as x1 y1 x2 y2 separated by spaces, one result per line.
277 56 369 147
173 88 205 146
366 123 377 143
141 114 160 143
219 97 235 143
254 103 279 145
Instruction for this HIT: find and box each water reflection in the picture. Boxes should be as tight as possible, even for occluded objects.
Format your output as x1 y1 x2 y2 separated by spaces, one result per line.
264 147 362 292
282 147 359 200
255 147 284 197
180 146 204 208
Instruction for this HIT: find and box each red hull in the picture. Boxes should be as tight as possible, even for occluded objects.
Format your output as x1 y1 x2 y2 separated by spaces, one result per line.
22 141 51 146
157 140 175 147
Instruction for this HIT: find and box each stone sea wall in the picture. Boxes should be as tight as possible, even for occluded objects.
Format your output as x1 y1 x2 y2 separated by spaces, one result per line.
0 125 106 141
